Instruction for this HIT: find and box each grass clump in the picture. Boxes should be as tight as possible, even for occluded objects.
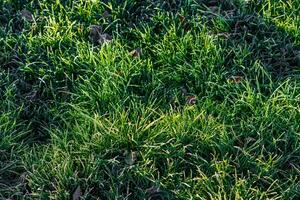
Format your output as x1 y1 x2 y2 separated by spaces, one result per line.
0 0 299 199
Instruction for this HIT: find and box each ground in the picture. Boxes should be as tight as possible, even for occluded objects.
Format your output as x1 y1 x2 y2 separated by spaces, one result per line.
0 0 299 199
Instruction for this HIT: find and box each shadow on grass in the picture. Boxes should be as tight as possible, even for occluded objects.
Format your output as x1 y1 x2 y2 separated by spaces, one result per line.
0 3 74 197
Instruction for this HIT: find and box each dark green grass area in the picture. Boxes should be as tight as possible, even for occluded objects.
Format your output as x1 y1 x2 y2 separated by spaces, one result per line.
0 0 299 199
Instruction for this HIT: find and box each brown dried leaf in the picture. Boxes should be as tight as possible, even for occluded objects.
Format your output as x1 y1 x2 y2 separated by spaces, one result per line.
186 96 197 105
179 15 185 24
125 150 137 165
130 48 142 57
72 186 82 200
228 76 243 83
21 9 33 21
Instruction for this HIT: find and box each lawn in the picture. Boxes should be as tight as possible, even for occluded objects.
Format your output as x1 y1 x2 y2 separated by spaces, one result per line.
0 0 299 199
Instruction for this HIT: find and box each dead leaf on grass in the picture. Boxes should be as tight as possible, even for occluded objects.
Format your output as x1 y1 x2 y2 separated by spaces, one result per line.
228 75 243 83
124 150 137 165
90 25 102 35
186 96 197 105
89 25 112 45
72 186 82 200
179 15 185 24
98 33 112 44
146 186 160 194
21 9 33 21
130 48 142 57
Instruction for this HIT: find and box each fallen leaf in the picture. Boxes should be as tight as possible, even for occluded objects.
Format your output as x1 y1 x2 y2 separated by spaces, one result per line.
125 150 137 165
21 9 33 21
130 48 142 57
179 15 185 24
228 75 243 83
89 25 112 45
90 25 102 43
90 25 102 35
186 96 197 105
98 33 112 45
146 186 160 194
72 186 82 200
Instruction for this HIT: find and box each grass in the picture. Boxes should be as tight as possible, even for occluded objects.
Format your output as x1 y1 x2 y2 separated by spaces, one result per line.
0 0 299 199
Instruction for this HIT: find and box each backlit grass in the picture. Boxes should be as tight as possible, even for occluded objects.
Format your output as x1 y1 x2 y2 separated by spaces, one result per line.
0 0 299 199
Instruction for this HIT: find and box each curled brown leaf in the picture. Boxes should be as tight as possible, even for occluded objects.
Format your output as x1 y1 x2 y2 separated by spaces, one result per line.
186 96 197 105
179 15 185 24
228 75 243 83
130 48 142 57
